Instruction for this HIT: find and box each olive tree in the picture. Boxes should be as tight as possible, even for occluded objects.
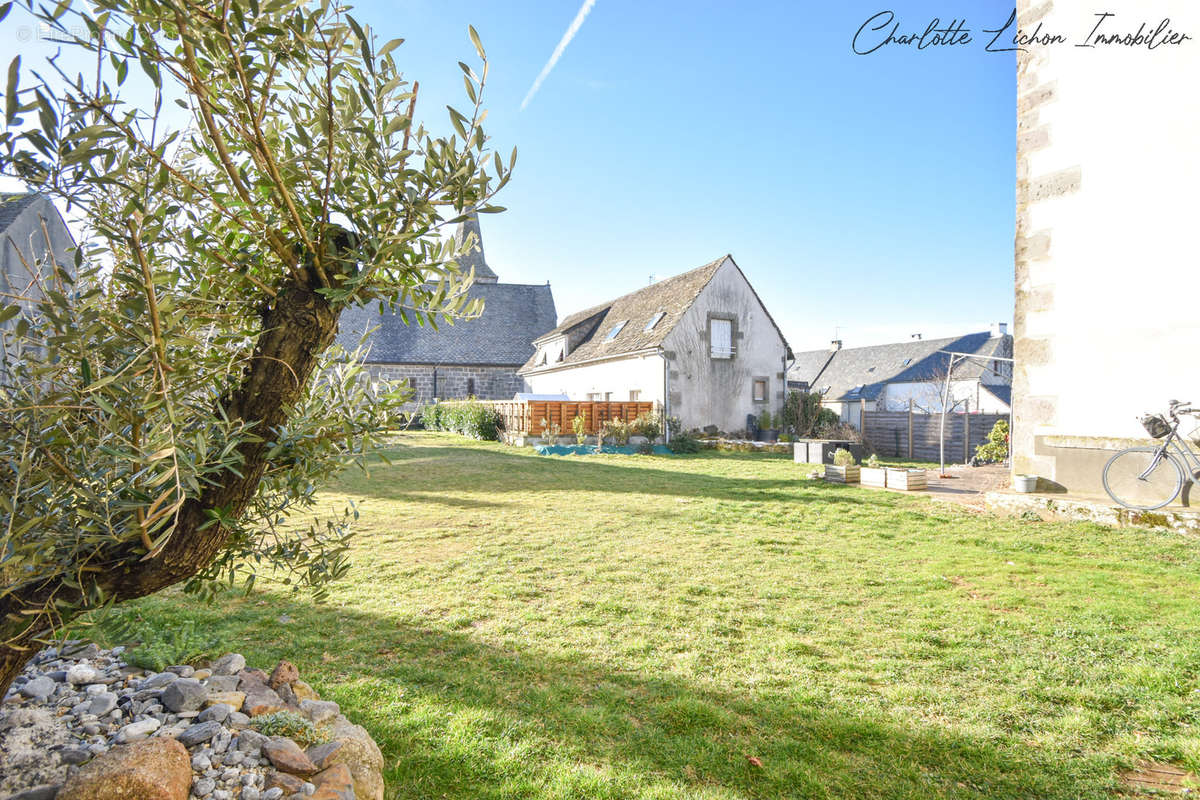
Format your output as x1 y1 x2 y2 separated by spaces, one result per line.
0 0 511 693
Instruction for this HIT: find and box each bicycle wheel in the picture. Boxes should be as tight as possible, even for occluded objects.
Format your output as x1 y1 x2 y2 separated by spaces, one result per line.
1102 447 1184 510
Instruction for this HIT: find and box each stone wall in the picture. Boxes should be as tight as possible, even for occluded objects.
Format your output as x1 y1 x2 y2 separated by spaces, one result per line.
1011 0 1200 494
364 363 526 408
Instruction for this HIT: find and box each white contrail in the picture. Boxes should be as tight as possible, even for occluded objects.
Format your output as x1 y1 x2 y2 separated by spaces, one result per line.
520 0 597 111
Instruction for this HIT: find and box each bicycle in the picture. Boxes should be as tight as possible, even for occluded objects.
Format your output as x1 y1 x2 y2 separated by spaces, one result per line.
1102 399 1200 510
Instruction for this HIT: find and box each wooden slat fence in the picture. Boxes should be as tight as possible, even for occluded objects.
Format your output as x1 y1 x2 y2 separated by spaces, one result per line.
862 408 1008 463
468 400 655 436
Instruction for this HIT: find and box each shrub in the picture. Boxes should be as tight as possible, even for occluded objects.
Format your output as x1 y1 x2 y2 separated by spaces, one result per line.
816 420 862 443
420 404 443 431
430 401 501 440
865 453 881 468
783 391 829 437
758 410 772 430
668 432 701 454
975 419 1010 463
779 432 793 443
251 711 331 747
833 448 856 467
572 415 587 445
538 416 563 442
631 412 662 442
600 418 631 446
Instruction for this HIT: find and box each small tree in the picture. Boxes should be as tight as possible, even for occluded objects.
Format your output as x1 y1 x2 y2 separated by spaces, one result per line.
571 414 586 445
975 419 1010 463
783 390 826 438
0 0 510 692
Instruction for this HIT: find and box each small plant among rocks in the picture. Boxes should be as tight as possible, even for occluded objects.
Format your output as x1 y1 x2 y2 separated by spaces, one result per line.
103 616 218 673
250 710 331 747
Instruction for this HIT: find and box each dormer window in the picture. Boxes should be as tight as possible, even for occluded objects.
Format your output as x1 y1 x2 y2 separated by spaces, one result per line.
604 320 627 342
644 311 665 332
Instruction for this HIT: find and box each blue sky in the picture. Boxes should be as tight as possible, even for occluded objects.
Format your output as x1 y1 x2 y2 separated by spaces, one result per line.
357 0 1018 351
3 0 1017 352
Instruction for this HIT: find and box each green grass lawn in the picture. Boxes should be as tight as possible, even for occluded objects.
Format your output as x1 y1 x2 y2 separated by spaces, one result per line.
94 432 1200 799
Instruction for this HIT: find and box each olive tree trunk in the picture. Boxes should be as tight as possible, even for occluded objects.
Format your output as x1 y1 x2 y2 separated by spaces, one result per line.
0 282 339 696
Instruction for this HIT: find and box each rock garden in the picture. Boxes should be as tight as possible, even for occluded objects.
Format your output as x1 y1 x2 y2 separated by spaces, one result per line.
0 644 383 800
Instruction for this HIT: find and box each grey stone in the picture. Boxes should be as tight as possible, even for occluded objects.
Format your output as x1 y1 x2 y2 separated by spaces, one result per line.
45 670 68 683
236 729 269 753
204 675 240 693
142 671 180 689
192 776 216 796
227 711 250 729
57 746 92 765
115 717 161 742
242 788 261 800
161 678 208 712
299 699 339 724
87 692 118 716
84 683 108 696
177 720 224 746
192 752 212 771
167 665 195 677
65 663 100 685
6 785 63 800
210 653 246 676
263 790 284 800
18 676 56 700
198 703 231 724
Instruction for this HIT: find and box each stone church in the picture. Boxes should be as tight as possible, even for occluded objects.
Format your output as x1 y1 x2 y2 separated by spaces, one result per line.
336 214 557 408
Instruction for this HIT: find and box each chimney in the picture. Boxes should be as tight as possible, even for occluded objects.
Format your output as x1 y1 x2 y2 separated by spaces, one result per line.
830 339 842 351
990 322 1008 337
911 333 922 340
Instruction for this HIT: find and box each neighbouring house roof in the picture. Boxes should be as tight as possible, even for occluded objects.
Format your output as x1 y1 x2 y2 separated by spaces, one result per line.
514 392 569 401
522 254 799 375
981 383 1012 408
790 332 1013 403
335 214 555 366
519 256 728 374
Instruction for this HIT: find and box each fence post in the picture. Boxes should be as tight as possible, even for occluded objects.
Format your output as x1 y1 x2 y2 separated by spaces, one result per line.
907 399 914 460
964 400 970 463
860 399 867 443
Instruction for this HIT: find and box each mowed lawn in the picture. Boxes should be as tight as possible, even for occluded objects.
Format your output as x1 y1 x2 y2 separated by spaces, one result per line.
99 432 1200 799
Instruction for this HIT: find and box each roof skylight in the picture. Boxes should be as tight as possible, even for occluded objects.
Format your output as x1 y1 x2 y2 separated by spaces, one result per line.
644 311 666 332
604 320 628 342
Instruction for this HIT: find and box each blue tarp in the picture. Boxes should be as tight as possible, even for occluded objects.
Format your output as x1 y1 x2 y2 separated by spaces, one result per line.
534 444 673 456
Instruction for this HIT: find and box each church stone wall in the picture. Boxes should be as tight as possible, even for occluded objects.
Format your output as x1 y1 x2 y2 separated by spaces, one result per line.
365 363 527 409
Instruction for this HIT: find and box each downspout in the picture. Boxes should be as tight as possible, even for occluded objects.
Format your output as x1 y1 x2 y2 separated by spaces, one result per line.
662 348 670 445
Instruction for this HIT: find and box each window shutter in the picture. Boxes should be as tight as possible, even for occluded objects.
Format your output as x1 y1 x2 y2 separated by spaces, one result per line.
711 319 732 358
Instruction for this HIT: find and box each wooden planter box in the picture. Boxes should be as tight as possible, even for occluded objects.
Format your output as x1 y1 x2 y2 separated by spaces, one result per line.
886 468 927 490
825 465 860 484
860 467 888 488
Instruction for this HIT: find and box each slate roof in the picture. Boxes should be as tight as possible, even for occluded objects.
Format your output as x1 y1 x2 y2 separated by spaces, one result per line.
0 193 41 230
981 383 1012 408
1 193 75 296
790 332 1013 402
520 256 728 373
337 281 556 366
452 212 498 283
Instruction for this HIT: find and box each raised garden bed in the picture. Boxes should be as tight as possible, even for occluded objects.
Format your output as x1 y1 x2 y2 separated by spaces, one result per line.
861 466 888 488
886 467 928 490
825 465 860 484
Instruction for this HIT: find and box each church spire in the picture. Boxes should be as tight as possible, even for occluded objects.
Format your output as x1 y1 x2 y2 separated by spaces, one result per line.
452 210 499 284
